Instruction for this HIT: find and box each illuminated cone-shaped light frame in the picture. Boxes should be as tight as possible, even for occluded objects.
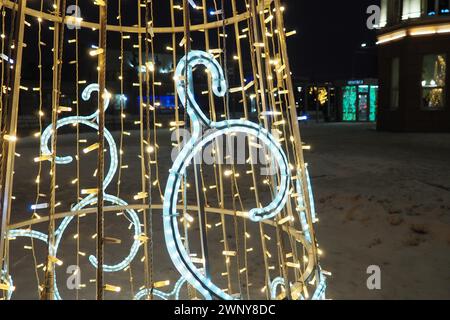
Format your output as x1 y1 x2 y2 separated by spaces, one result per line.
0 0 326 300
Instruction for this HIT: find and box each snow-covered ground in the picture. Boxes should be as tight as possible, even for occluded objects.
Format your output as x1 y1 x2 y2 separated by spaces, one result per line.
301 122 450 299
5 122 450 299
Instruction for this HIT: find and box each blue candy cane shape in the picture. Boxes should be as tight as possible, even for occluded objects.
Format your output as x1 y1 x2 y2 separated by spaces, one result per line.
163 51 291 300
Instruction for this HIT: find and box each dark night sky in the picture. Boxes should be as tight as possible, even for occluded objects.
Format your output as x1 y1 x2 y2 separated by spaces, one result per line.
284 0 380 81
19 1 381 84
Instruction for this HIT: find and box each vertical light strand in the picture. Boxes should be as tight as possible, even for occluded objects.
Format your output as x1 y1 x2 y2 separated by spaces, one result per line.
0 0 26 299
273 0 320 273
200 0 220 221
0 7 5 298
30 0 45 298
116 5 124 204
181 0 194 300
96 0 108 301
0 7 6 134
42 0 66 300
169 0 181 170
137 0 151 298
273 0 322 289
211 0 234 295
230 0 253 298
256 2 291 299
246 0 272 299
220 0 245 298
74 0 81 300
267 12 304 285
0 0 19 216
116 0 136 299
188 0 213 286
143 0 155 299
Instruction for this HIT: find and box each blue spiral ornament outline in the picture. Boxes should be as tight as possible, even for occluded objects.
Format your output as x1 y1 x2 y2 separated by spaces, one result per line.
6 84 142 299
162 50 291 300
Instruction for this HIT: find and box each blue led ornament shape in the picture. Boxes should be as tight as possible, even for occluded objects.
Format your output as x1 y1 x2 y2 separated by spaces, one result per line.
0 269 14 300
162 50 291 300
7 84 142 299
270 271 327 300
40 84 142 274
134 277 187 300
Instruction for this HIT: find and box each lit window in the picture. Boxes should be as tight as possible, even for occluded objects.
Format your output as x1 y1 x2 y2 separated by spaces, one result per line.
421 54 446 109
401 0 421 19
342 86 357 121
390 58 400 110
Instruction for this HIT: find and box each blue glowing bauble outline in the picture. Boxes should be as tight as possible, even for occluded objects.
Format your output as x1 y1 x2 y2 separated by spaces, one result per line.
7 84 142 300
40 84 142 273
162 50 291 300
6 229 52 299
270 271 326 301
305 168 317 223
294 172 312 243
134 277 187 300
7 228 75 300
54 194 142 273
6 230 73 301
1 269 14 300
312 272 327 300
270 276 287 299
290 167 327 299
270 276 304 300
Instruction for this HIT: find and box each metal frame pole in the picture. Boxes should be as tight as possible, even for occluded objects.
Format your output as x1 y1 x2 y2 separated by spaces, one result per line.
0 0 27 277
96 0 107 301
